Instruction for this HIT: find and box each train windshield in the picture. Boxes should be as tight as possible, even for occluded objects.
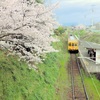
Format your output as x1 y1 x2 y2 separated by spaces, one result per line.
72 43 74 46
69 43 77 46
75 44 77 46
69 43 71 46
72 43 77 46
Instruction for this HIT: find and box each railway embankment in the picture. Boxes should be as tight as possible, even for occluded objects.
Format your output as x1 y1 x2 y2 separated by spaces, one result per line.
0 33 70 100
81 32 100 44
53 33 70 100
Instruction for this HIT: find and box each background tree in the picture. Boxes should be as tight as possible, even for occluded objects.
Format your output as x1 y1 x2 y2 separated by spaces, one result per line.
54 26 66 35
0 0 58 69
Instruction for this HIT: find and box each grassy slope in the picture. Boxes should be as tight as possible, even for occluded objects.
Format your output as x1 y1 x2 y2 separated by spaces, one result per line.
0 50 59 100
76 30 100 43
53 33 70 100
82 70 100 100
84 33 100 43
0 49 56 100
0 33 69 100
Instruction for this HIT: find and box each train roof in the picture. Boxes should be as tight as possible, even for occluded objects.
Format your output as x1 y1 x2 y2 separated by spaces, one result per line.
69 36 75 40
68 35 77 41
68 40 78 43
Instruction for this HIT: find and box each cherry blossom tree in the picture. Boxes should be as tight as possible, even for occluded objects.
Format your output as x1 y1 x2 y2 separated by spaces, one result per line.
0 0 59 70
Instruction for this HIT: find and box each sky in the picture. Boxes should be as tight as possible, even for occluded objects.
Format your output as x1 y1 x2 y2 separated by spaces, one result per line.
45 0 100 26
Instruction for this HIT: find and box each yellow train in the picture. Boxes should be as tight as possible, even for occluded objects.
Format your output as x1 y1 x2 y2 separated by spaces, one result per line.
68 34 78 53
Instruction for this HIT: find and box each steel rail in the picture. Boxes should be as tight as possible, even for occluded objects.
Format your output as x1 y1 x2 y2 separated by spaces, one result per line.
76 55 89 100
70 54 89 100
70 54 75 100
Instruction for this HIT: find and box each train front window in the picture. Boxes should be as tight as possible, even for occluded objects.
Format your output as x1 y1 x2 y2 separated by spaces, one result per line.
69 43 71 46
72 43 74 46
75 44 77 46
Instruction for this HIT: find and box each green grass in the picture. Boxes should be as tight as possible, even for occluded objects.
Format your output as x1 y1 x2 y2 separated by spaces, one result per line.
0 50 38 100
73 30 88 38
84 34 100 43
75 29 100 43
0 50 60 100
0 49 59 100
82 73 100 100
53 34 70 100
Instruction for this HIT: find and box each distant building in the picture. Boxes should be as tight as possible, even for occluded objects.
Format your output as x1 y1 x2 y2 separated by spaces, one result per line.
94 23 100 30
88 22 100 31
75 24 86 30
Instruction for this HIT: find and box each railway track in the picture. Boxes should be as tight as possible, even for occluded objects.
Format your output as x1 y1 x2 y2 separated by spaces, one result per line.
70 54 89 100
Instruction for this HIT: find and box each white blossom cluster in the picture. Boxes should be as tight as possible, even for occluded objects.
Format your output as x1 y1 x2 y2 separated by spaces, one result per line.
0 0 59 70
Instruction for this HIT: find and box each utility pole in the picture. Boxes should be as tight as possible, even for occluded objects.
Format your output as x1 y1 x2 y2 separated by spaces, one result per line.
84 15 87 25
91 5 95 27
